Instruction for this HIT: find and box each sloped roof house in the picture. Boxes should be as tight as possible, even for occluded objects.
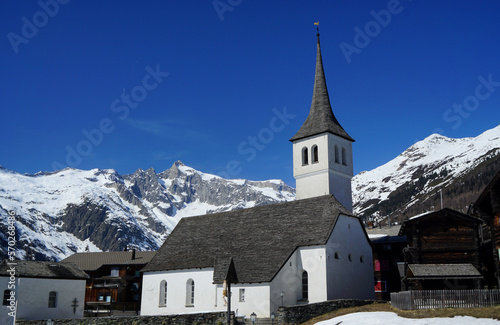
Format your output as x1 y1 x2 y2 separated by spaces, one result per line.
398 208 484 290
0 260 88 322
62 250 156 312
471 168 500 287
140 33 374 318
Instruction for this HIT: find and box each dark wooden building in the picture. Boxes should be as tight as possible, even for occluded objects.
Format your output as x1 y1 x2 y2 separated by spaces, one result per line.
471 168 500 288
62 250 156 314
398 208 483 290
366 225 407 300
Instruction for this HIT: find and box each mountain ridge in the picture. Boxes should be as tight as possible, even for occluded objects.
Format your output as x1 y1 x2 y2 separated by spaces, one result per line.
353 124 500 223
1 124 500 261
0 161 295 261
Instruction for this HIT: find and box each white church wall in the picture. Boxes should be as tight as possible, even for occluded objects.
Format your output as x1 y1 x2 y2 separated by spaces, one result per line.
292 133 354 210
325 214 375 300
217 283 270 319
328 170 353 212
293 134 330 200
295 171 330 199
142 269 272 318
0 276 86 322
141 268 219 315
270 246 327 315
293 134 329 176
326 133 353 176
0 276 14 325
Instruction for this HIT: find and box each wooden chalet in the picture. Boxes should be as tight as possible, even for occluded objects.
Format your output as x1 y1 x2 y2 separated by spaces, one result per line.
61 250 156 314
471 168 500 288
366 225 407 300
398 208 483 290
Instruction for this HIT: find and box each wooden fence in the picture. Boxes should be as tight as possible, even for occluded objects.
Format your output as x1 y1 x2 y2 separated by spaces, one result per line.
391 290 500 310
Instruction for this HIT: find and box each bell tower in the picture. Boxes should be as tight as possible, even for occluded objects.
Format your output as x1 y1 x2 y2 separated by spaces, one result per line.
290 32 355 211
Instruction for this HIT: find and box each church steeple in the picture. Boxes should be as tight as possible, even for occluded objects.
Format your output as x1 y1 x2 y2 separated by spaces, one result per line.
290 33 354 142
291 31 354 211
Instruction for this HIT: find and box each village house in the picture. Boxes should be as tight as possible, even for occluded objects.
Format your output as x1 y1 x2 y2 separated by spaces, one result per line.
140 33 374 318
0 260 87 323
471 168 500 288
366 225 406 300
61 249 156 315
398 208 484 290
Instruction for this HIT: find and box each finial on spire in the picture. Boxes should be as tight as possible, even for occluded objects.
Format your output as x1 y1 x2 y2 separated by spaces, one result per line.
314 21 320 35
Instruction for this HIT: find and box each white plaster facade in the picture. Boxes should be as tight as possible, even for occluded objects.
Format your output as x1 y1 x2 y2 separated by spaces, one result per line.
326 215 374 300
293 133 353 211
0 276 86 324
141 214 373 318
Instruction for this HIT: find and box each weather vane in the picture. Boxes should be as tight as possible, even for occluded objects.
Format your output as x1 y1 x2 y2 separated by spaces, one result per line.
314 21 319 34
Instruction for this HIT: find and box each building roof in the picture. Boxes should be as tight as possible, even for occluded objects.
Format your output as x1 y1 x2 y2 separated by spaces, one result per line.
472 168 500 217
366 225 406 244
398 208 482 236
366 225 402 237
142 194 358 283
61 251 156 271
0 260 88 280
407 264 482 280
290 34 354 143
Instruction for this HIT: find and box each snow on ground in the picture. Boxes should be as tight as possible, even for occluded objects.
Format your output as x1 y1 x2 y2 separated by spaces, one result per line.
316 312 500 325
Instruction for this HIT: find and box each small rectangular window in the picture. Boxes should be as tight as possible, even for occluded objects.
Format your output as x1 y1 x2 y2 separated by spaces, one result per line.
110 267 119 277
374 281 387 292
239 289 245 302
48 291 57 308
3 290 11 306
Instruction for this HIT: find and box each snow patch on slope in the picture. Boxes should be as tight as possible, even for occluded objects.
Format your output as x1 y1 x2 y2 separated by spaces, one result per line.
352 124 500 217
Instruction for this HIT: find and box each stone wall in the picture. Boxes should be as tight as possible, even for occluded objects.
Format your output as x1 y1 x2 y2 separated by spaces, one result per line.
16 300 374 325
277 299 373 325
16 311 233 325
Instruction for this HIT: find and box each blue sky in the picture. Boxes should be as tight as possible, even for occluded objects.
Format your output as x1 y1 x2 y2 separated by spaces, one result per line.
1 1 500 187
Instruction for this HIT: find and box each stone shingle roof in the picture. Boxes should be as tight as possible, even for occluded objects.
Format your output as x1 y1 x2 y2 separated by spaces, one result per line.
142 195 354 283
408 264 482 279
61 251 156 271
290 34 354 143
0 260 88 279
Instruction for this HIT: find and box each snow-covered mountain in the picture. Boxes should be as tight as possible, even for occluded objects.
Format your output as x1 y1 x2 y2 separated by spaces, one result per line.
353 124 500 223
2 124 500 261
0 161 295 261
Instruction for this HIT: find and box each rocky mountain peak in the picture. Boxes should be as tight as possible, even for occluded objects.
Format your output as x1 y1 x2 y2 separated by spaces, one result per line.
353 124 500 224
0 162 295 261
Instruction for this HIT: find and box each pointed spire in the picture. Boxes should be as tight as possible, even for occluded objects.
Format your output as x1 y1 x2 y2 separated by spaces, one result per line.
290 33 354 142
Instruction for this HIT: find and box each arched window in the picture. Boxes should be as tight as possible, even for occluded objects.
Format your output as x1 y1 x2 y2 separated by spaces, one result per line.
312 145 319 163
301 271 308 300
48 291 57 308
334 145 339 163
159 280 167 306
342 147 347 165
302 147 309 165
186 279 195 306
334 252 339 259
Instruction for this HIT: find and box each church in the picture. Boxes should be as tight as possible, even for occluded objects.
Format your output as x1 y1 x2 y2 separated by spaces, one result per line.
140 33 374 318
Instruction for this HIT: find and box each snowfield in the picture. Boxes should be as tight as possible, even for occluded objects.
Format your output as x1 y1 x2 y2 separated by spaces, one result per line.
316 312 500 325
352 123 500 217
